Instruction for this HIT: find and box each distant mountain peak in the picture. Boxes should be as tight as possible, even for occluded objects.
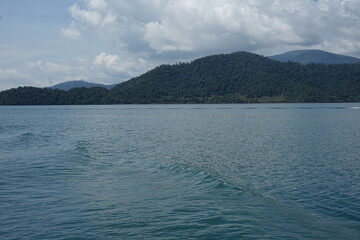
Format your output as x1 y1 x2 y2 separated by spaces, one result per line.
268 49 360 64
49 80 114 91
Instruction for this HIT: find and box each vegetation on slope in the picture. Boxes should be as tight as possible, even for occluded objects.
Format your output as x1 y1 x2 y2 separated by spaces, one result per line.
111 52 360 103
49 80 114 91
1 51 360 105
268 49 360 64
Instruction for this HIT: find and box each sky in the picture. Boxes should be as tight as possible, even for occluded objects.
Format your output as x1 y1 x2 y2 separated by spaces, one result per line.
1 0 360 91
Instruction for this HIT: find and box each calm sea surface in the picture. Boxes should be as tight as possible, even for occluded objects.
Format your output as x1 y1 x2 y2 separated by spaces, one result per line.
0 103 359 239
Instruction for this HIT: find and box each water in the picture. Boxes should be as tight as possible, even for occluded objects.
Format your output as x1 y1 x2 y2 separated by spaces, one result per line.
0 103 359 239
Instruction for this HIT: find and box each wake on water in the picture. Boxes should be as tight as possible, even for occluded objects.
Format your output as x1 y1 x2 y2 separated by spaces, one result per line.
1 104 359 239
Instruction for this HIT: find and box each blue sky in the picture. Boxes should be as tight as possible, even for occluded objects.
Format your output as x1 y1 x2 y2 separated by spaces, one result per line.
1 0 360 91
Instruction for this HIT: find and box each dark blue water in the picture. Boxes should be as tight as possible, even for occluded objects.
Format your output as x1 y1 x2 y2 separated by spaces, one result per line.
1 103 359 239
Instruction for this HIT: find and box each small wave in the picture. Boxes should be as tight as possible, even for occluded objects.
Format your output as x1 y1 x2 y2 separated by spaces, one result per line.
17 132 36 142
17 132 52 143
149 160 251 199
21 132 34 137
150 157 353 229
74 140 94 160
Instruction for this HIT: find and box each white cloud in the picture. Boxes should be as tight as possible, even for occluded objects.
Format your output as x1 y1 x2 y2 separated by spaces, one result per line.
94 52 121 70
101 12 117 27
20 60 98 88
88 0 108 11
70 4 103 26
27 61 73 73
76 57 90 64
68 1 116 28
93 52 152 78
65 0 360 58
144 21 194 52
3 0 360 91
0 68 29 91
65 75 87 81
61 27 81 40
0 54 141 91
0 68 21 76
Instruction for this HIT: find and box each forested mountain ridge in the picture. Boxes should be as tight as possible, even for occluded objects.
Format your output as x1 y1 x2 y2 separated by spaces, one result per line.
1 51 360 105
268 49 360 64
49 80 114 91
111 51 360 103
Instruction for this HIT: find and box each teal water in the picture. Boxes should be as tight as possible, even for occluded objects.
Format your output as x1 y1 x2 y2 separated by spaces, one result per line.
0 103 359 239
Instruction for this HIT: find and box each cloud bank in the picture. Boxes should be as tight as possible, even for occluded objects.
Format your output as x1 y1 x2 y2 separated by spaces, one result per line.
65 0 360 56
2 0 360 90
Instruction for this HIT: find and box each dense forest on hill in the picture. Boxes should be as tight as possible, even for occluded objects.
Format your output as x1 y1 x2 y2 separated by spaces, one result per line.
1 51 360 105
268 49 360 64
49 80 114 91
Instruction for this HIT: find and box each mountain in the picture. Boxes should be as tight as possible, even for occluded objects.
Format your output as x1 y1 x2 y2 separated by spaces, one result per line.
49 80 115 91
268 49 360 64
1 51 360 105
111 51 360 103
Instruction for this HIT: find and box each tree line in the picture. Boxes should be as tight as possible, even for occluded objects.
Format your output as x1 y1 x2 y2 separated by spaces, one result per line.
1 51 360 105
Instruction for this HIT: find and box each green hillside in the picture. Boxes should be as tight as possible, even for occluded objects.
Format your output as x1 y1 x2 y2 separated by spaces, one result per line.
1 51 360 105
268 50 360 64
111 51 360 103
49 80 114 91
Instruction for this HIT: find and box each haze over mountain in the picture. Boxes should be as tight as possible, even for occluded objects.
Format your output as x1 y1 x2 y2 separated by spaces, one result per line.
1 51 360 105
268 50 360 64
49 81 114 91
